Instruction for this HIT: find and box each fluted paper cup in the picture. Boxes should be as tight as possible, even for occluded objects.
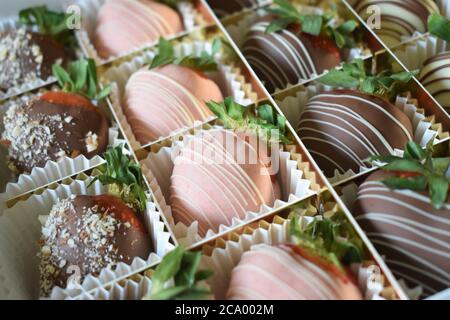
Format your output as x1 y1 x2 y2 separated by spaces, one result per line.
275 83 447 184
201 214 393 300
103 40 258 149
0 91 126 200
140 124 319 247
0 174 174 300
67 0 205 64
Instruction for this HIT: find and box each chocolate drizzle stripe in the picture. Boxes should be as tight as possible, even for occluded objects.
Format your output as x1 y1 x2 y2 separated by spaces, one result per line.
385 260 447 292
365 237 450 278
299 127 368 164
248 23 317 79
360 182 450 212
311 93 413 140
420 64 450 84
385 263 440 294
243 42 293 82
308 150 346 173
227 245 344 299
305 102 394 153
245 55 286 88
360 218 450 251
298 118 378 159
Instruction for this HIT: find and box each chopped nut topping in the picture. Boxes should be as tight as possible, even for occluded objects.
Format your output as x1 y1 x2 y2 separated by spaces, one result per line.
85 131 99 153
38 197 133 297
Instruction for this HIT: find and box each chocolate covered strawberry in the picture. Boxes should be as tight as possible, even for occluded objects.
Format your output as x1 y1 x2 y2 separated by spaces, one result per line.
40 146 151 296
242 0 358 92
354 140 450 297
0 5 77 91
123 38 224 144
1 58 111 173
226 212 366 300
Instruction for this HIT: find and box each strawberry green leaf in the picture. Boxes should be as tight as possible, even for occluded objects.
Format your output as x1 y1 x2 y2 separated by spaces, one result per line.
361 77 377 94
206 98 291 145
318 68 360 88
382 176 428 191
150 37 219 72
52 64 73 90
432 157 450 176
404 141 426 160
290 213 366 270
369 154 403 163
265 19 292 33
90 145 148 211
19 5 77 49
195 270 214 282
150 286 189 300
383 159 426 174
301 15 323 36
150 38 176 69
428 13 450 43
265 0 357 48
152 246 184 294
390 71 417 82
317 59 416 98
429 176 449 209
370 138 449 208
337 20 358 34
52 58 111 101
174 251 202 288
149 246 213 300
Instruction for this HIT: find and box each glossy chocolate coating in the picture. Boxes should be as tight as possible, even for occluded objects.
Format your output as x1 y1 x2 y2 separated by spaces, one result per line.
0 28 69 90
243 19 341 92
297 89 413 177
2 92 109 173
39 195 152 296
353 171 450 298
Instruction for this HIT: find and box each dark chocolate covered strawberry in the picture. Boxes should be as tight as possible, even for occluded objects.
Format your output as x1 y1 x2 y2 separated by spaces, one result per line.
354 140 450 298
1 58 111 173
297 58 417 177
40 146 151 296
242 0 358 92
39 194 152 296
0 6 77 91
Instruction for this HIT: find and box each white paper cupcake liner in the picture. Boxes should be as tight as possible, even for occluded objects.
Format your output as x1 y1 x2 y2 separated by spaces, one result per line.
103 40 258 149
225 6 370 94
70 271 212 300
0 175 175 300
70 274 154 300
0 18 59 101
140 125 317 247
67 0 205 64
0 90 126 200
275 83 446 184
437 0 450 18
395 34 450 72
201 215 389 300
